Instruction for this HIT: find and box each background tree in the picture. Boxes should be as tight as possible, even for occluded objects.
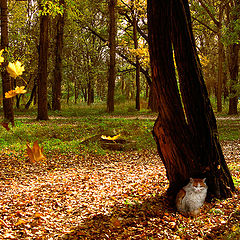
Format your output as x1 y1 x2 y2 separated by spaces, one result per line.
225 0 240 115
52 0 65 111
147 0 235 201
107 0 117 112
1 0 238 116
37 1 49 120
1 0 14 126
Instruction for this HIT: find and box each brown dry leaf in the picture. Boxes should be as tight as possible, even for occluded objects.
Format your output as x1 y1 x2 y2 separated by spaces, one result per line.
1 122 10 131
111 217 122 228
26 141 46 163
15 218 27 226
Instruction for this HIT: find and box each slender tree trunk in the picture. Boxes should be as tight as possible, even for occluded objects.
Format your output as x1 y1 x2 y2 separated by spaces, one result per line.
107 0 117 112
217 30 224 112
67 82 70 104
1 0 14 125
216 6 224 113
74 78 78 104
228 43 239 115
228 0 240 115
148 0 235 202
25 81 37 109
132 11 140 111
37 7 49 120
87 78 94 105
52 0 65 111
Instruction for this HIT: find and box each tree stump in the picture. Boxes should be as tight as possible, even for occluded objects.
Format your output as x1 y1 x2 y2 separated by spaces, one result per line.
80 134 136 151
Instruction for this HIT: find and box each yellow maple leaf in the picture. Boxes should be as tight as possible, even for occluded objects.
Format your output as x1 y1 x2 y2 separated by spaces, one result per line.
0 49 4 65
15 86 27 94
5 89 18 98
101 134 121 141
26 141 46 163
5 86 27 98
6 60 25 78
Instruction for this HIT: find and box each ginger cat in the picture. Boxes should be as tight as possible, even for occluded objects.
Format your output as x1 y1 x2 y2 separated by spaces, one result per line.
176 178 207 217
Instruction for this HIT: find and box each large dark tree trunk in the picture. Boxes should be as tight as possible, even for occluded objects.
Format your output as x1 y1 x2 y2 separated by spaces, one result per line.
37 7 49 120
147 83 158 112
147 0 235 202
1 0 14 126
52 0 65 111
107 0 117 113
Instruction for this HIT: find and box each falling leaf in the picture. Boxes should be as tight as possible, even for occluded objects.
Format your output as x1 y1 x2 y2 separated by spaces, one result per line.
5 89 18 98
15 86 27 94
101 134 121 141
6 60 25 78
26 141 46 163
1 122 10 131
0 49 4 65
5 86 27 98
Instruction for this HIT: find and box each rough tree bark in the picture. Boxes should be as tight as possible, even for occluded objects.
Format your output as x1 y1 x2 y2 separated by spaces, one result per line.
1 0 14 125
132 2 140 111
217 23 224 113
228 43 239 115
37 4 49 120
227 0 240 115
147 0 235 202
107 0 117 113
52 0 65 111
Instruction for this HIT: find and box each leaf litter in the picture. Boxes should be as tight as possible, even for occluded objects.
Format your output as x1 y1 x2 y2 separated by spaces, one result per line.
0 141 239 239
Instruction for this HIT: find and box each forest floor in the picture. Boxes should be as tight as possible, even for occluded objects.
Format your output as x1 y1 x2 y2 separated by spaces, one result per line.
0 140 239 239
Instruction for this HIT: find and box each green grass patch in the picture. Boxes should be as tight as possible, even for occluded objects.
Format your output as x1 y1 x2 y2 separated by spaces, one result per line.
0 102 239 157
216 119 240 141
0 117 156 156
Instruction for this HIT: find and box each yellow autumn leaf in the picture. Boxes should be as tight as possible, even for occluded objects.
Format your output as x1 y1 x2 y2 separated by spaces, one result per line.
5 86 27 98
5 89 18 98
101 134 121 141
231 225 237 231
15 86 27 94
0 49 4 65
26 141 46 163
6 60 25 78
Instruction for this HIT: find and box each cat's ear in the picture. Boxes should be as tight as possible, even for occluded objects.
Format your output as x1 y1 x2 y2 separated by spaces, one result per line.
190 178 193 183
203 178 206 182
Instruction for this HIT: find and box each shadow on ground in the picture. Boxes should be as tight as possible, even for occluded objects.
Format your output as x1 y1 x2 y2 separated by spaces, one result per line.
61 194 174 239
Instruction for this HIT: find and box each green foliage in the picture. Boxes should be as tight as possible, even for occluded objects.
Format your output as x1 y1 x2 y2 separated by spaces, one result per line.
40 0 64 17
222 19 240 45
